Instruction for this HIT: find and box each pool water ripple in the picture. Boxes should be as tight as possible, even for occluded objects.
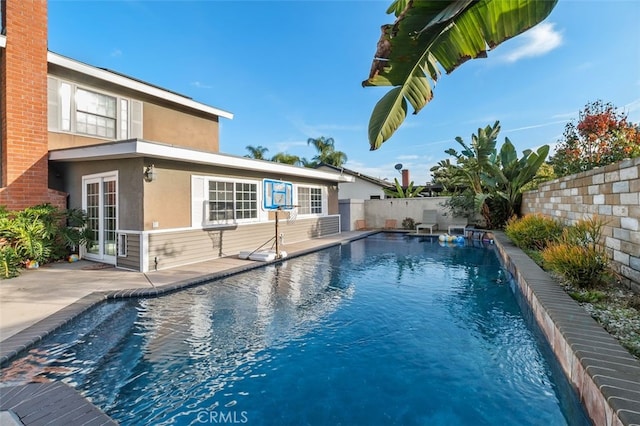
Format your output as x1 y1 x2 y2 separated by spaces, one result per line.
0 235 590 425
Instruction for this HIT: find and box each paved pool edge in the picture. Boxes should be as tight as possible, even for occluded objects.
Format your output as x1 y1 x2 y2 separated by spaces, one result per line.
493 231 640 426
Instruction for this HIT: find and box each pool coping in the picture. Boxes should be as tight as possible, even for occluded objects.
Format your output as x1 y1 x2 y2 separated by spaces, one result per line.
1 230 639 425
493 231 640 426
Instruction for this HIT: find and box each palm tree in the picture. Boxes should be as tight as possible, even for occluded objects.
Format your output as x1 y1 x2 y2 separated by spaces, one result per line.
306 136 348 167
362 0 558 149
244 145 269 160
271 152 302 166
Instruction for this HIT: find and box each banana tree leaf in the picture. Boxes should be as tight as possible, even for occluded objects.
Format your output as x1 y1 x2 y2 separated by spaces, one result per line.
363 0 558 150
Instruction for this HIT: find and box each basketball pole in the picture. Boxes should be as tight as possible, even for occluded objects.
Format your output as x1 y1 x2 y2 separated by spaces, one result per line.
275 206 281 259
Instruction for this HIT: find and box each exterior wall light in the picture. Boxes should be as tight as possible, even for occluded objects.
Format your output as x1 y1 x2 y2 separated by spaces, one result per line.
143 164 156 182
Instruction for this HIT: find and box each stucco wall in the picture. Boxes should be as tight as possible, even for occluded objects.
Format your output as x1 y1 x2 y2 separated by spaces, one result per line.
522 157 640 289
54 158 144 231
143 103 219 152
364 197 459 230
338 179 388 200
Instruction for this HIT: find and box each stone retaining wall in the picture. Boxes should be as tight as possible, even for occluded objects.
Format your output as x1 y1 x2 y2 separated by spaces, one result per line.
522 158 640 291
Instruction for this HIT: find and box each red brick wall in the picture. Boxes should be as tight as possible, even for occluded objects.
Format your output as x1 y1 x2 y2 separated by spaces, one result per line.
0 0 66 210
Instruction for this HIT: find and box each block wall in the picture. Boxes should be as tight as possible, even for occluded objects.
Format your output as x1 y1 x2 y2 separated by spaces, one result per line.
522 157 640 290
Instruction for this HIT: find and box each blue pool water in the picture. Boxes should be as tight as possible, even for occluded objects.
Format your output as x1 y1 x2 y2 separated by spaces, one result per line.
1 234 590 425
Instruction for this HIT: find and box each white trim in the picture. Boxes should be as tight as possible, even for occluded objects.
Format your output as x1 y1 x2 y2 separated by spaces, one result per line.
82 171 119 265
48 51 233 120
297 184 325 217
141 232 149 273
50 139 355 183
0 35 6 49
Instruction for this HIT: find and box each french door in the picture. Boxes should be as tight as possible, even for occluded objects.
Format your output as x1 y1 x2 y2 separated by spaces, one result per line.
82 172 118 264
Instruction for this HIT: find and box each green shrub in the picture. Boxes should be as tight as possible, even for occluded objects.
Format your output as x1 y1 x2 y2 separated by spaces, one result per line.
402 217 416 230
0 204 92 278
505 214 563 250
0 245 20 279
564 215 607 247
542 243 608 288
568 289 608 304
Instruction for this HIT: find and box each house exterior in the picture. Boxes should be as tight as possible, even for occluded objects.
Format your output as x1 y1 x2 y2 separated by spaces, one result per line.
0 0 352 272
317 164 394 200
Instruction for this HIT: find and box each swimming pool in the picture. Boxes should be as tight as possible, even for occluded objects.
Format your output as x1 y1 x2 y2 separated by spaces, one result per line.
1 233 590 425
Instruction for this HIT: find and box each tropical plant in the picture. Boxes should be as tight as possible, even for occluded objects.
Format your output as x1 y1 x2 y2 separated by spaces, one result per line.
0 204 92 277
444 121 501 194
306 136 348 167
549 100 640 177
384 177 425 198
0 244 20 279
441 189 477 222
433 122 548 228
271 152 302 165
362 0 558 149
244 145 269 160
481 138 550 219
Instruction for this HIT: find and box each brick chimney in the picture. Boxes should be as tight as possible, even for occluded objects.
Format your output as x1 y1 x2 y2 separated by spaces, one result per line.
401 169 410 187
0 0 65 210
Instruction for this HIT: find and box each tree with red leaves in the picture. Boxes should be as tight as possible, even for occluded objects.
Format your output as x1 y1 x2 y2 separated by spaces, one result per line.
549 100 640 177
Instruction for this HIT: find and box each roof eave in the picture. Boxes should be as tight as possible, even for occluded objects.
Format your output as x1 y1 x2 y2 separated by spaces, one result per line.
49 139 354 183
47 52 234 120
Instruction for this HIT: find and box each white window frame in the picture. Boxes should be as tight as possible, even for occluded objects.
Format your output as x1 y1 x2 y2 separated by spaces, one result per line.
192 176 260 227
75 87 118 139
296 185 325 216
47 76 142 140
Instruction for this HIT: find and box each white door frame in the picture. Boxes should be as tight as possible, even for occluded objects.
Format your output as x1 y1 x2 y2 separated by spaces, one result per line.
82 171 119 265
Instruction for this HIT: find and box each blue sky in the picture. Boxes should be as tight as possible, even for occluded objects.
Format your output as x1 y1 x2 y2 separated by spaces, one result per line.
48 0 640 185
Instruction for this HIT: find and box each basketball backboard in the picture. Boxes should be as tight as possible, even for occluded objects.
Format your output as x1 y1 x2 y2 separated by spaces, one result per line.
263 179 293 210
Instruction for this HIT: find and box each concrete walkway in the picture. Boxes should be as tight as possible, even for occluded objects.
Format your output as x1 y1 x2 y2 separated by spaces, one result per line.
0 231 372 346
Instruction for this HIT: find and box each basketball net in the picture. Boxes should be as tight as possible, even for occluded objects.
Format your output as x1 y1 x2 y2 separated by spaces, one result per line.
287 207 298 225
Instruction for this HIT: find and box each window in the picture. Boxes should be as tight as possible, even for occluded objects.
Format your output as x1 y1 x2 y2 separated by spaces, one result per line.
75 88 117 138
207 180 257 223
47 77 142 140
298 187 322 215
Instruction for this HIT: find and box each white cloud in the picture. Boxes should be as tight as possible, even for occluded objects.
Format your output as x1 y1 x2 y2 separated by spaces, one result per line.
623 98 640 123
552 111 577 120
503 119 567 134
110 48 122 57
286 116 363 138
501 22 563 63
274 140 308 152
191 81 214 89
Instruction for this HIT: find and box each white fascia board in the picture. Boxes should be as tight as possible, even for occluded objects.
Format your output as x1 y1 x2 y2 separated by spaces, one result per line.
49 140 355 183
47 52 233 120
0 35 6 48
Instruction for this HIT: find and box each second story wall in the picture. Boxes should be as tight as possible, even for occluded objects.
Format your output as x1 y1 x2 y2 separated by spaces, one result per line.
47 66 221 152
143 103 218 152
